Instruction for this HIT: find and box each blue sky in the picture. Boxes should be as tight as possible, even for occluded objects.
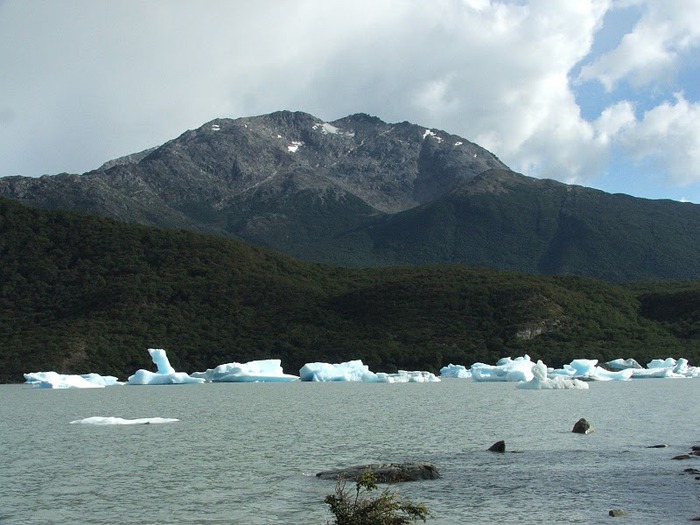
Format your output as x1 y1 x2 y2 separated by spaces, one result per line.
1 0 699 202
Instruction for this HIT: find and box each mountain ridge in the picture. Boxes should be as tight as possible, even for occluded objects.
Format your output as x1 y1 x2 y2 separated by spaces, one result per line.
2 110 700 280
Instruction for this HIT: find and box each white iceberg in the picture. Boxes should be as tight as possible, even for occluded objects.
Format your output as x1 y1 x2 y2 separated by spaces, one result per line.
440 364 471 379
471 355 536 382
517 360 589 390
550 359 633 381
70 416 178 425
298 360 439 383
191 359 299 382
606 358 643 370
624 357 700 378
299 360 378 382
127 348 205 385
376 370 440 383
23 371 121 389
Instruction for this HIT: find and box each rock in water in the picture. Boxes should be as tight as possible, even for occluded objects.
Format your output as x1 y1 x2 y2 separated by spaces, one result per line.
609 509 628 517
316 462 440 482
488 440 506 453
572 418 592 434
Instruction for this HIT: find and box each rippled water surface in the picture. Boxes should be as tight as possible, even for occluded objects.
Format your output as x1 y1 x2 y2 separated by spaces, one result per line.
1 379 699 524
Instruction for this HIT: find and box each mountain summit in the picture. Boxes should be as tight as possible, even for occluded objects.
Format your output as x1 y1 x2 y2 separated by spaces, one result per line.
2 110 700 280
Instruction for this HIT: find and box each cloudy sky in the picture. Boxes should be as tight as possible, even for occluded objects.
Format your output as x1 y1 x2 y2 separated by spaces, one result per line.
1 0 699 202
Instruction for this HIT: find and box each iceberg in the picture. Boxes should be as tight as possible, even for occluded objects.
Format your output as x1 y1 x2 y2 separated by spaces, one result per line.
70 416 179 425
376 370 440 383
24 371 121 389
517 360 589 390
550 359 633 381
298 360 439 383
300 360 378 382
191 359 299 382
127 348 205 385
606 358 643 370
471 355 536 382
440 364 471 379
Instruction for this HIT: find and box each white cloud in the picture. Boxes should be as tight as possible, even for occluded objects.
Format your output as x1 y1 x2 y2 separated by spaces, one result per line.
578 0 700 90
616 94 700 185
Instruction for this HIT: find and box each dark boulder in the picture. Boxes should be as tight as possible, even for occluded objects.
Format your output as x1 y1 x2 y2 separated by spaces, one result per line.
572 418 592 434
316 462 440 483
645 444 669 448
672 454 692 460
488 440 506 453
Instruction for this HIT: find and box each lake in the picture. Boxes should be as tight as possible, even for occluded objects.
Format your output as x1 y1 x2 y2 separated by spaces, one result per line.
1 379 698 524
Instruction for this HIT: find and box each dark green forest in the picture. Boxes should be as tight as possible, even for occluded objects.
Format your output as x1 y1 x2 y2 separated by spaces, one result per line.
1 197 699 383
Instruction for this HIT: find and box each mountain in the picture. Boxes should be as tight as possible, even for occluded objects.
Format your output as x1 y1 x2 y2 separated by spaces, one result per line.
2 196 699 383
2 110 700 279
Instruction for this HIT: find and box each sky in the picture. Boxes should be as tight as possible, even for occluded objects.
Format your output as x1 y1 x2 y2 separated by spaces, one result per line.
1 0 699 203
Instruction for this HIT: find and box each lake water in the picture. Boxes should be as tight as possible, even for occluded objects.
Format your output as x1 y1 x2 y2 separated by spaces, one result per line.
1 379 698 524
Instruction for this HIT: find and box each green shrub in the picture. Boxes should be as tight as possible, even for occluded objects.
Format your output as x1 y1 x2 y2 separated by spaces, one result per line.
325 470 430 525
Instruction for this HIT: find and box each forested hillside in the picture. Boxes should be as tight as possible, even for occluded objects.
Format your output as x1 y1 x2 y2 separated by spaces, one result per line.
1 197 699 383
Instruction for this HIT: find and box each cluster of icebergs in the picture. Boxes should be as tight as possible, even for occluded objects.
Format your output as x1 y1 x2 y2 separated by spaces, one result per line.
440 354 700 389
22 348 699 389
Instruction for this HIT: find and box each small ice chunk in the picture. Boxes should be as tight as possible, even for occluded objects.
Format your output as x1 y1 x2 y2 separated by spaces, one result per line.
70 417 179 425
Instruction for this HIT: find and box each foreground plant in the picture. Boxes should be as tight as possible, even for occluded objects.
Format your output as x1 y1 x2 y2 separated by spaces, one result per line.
325 470 430 525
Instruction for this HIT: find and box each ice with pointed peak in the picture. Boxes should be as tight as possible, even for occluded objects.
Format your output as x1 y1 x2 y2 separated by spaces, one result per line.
24 371 121 389
127 348 205 385
191 359 299 382
70 417 179 425
517 360 589 390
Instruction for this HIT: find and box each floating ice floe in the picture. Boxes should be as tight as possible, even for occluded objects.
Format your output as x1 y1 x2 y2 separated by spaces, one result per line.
24 371 122 389
517 360 589 390
471 355 537 382
191 359 299 382
376 370 440 383
550 359 634 381
299 360 439 382
127 348 205 385
440 364 471 379
300 360 377 382
70 416 179 425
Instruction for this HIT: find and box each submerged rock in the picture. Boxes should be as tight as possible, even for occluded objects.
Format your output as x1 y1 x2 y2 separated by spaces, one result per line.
316 462 440 483
609 509 628 517
645 444 669 448
572 418 592 434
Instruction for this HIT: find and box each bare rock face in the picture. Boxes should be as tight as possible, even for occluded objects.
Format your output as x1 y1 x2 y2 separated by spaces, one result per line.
572 418 592 434
316 462 440 483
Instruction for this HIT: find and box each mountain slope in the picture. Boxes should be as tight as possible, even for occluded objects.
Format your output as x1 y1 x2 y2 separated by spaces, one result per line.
1 197 699 383
362 169 700 280
2 111 700 280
